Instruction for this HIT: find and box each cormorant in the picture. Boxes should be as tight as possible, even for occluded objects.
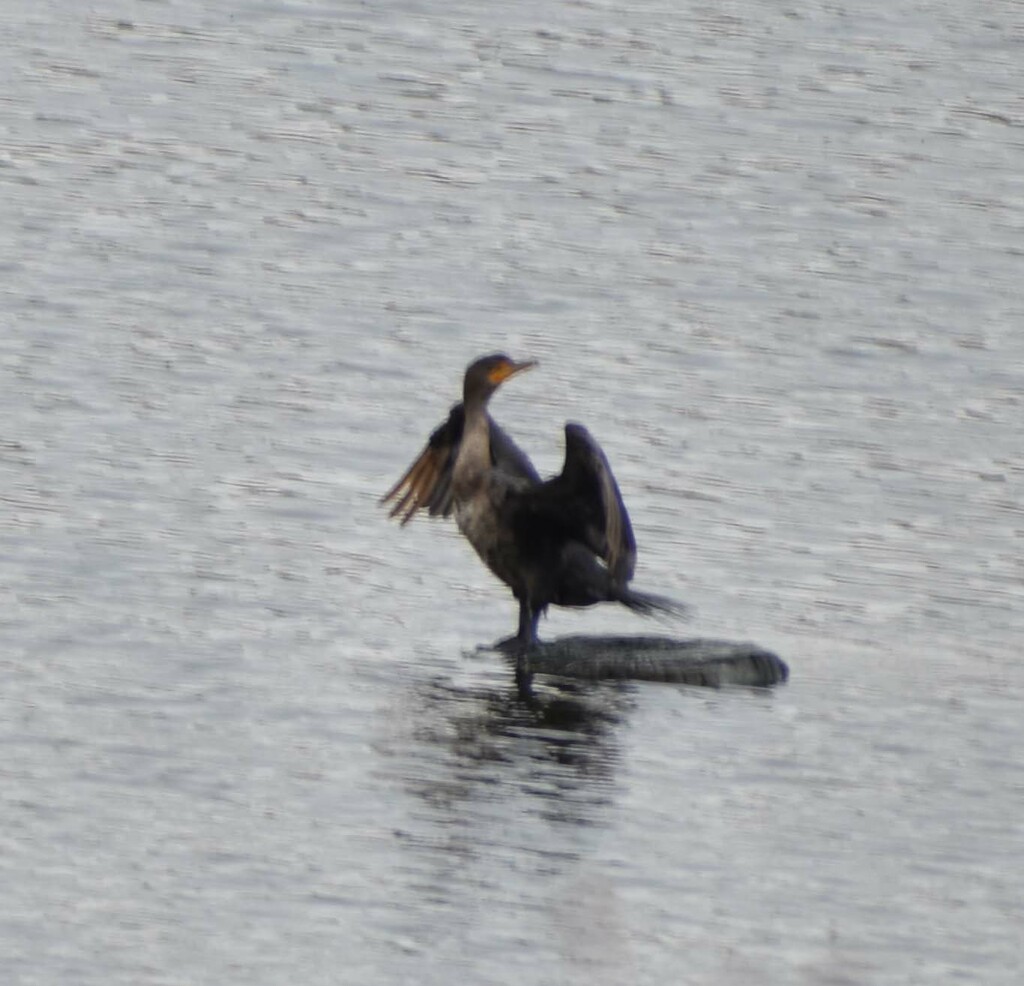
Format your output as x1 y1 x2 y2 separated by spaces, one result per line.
381 354 682 649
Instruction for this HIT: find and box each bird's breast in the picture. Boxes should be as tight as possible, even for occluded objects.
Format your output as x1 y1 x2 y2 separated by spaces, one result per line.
454 494 497 555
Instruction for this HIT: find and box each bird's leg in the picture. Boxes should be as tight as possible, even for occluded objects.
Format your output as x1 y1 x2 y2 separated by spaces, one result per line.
516 600 539 645
494 601 538 652
513 600 539 691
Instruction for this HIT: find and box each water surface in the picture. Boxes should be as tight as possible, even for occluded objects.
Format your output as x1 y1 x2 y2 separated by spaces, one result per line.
2 1 1022 983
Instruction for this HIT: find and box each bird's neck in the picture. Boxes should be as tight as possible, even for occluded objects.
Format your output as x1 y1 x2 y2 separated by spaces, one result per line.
454 398 491 497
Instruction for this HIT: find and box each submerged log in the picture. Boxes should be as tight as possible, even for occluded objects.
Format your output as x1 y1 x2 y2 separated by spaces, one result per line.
507 636 788 688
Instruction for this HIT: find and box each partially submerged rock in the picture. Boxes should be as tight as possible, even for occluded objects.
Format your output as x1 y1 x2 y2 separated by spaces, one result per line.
507 635 788 688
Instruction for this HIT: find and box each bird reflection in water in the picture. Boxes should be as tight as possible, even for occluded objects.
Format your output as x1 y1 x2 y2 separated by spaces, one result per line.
403 673 635 822
379 672 638 974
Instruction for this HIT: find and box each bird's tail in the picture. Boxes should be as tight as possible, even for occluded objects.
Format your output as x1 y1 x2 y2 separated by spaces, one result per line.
618 587 692 621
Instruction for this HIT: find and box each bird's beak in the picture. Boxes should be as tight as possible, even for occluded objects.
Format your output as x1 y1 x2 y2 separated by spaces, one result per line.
490 358 538 385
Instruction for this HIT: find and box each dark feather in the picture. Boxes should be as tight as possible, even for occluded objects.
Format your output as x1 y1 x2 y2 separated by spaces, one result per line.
505 423 636 587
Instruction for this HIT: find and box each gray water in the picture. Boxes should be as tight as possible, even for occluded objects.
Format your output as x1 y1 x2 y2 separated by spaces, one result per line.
2 1 1022 983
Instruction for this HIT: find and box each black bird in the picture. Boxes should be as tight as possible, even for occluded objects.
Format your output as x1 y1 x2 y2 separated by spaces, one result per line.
381 355 682 648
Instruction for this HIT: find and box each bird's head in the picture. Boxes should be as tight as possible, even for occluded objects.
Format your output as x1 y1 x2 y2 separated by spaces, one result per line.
463 354 537 407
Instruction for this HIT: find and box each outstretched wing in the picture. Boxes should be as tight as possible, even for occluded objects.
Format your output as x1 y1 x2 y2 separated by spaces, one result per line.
509 423 637 585
564 423 637 584
380 403 540 525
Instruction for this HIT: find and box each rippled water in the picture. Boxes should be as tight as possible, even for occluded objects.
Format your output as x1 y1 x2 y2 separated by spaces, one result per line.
2 1 1022 983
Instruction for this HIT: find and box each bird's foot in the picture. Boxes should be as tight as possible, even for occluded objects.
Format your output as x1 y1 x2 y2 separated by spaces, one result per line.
493 633 538 654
